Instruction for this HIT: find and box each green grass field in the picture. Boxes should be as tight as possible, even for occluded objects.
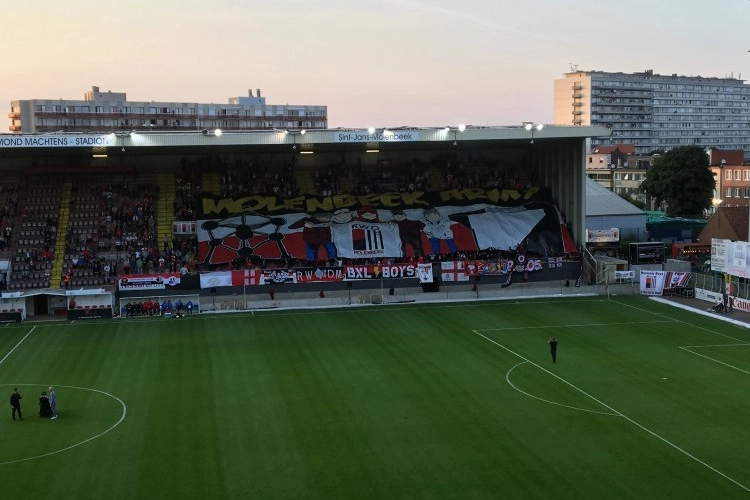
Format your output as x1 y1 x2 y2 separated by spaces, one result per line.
2 295 750 500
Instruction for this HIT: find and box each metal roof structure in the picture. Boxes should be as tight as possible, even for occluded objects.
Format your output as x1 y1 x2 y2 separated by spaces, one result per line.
586 177 644 217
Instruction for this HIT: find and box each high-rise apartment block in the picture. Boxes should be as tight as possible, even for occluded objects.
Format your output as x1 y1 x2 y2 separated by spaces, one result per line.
8 86 327 133
554 70 750 160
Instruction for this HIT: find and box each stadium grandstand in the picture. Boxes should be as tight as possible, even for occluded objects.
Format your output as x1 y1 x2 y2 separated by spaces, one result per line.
0 125 610 320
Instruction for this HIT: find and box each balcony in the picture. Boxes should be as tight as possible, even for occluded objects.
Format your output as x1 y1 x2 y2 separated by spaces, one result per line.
8 112 20 119
8 124 21 132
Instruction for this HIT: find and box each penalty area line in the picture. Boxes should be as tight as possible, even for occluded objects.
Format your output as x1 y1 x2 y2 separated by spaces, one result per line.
470 328 750 494
0 325 36 368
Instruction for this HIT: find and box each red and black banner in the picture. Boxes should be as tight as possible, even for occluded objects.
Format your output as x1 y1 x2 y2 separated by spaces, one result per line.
195 187 570 264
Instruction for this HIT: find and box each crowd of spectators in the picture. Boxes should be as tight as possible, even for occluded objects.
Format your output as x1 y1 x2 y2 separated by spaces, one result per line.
9 181 60 290
61 180 161 287
218 156 299 199
4 150 560 291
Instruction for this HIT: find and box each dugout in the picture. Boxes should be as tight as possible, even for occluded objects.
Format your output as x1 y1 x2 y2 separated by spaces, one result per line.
119 293 201 317
0 288 113 321
65 288 114 320
0 292 25 322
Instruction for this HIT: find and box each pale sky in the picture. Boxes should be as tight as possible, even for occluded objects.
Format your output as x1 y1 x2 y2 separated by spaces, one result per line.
2 0 748 129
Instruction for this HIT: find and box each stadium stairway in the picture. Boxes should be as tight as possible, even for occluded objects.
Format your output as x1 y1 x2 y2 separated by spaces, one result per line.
50 182 72 288
156 172 175 249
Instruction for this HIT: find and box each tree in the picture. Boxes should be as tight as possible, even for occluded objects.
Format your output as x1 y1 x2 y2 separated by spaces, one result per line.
639 145 714 217
618 193 646 210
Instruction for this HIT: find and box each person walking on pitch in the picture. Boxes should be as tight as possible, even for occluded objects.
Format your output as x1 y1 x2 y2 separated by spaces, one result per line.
548 336 558 363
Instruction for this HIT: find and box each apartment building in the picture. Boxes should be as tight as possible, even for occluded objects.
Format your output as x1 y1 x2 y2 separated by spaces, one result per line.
711 148 750 207
554 69 750 160
585 144 657 206
8 86 327 133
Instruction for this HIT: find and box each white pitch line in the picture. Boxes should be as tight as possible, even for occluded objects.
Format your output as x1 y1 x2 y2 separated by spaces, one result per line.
681 343 750 349
0 383 127 465
0 325 35 367
679 347 750 376
505 361 618 416
483 320 674 332
616 299 750 344
471 329 750 494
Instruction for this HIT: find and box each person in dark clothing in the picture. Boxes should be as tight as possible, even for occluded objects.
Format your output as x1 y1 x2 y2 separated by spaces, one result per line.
10 387 22 420
39 391 51 418
548 336 558 363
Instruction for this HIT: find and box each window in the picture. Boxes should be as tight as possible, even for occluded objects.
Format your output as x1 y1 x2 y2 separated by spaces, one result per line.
725 170 732 180
726 187 732 198
735 188 741 198
744 170 750 181
735 170 742 181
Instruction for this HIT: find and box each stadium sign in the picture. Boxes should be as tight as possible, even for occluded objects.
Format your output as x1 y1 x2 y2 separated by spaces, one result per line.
586 228 619 243
0 134 116 148
334 131 420 143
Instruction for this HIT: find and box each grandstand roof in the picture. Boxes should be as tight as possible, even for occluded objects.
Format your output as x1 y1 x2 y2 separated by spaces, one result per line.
585 177 644 217
0 125 611 157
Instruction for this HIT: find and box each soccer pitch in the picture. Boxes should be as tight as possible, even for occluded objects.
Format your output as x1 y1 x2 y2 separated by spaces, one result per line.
2 295 750 500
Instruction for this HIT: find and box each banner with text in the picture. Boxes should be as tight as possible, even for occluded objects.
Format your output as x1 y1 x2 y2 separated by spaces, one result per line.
639 270 666 296
196 187 567 265
118 273 181 291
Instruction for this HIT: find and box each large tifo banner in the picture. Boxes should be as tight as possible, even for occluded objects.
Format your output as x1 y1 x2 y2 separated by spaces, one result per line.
639 271 690 296
195 187 577 265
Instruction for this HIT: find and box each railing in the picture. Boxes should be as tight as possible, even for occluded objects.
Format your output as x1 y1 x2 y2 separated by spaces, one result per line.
691 272 750 300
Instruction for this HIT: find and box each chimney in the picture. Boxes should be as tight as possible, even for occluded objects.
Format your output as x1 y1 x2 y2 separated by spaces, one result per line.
248 89 253 97
256 89 261 98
